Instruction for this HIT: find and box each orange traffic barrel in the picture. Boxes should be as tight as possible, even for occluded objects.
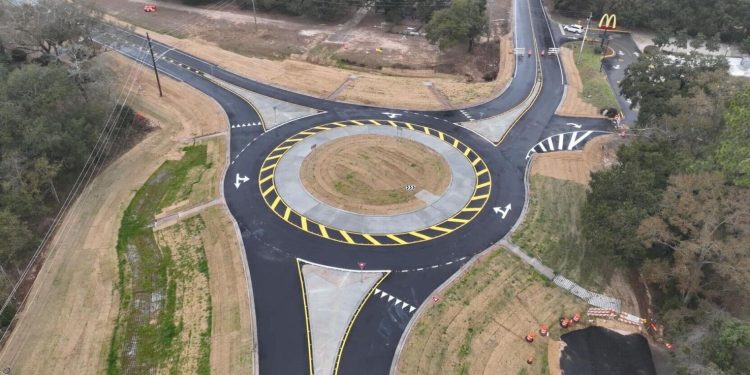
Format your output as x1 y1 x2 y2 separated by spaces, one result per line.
560 318 571 328
572 312 581 323
539 324 549 336
525 332 535 343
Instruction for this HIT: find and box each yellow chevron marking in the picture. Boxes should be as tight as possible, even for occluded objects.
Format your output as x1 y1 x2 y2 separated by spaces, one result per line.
409 231 431 240
340 230 354 244
430 225 452 233
386 234 407 245
362 234 381 245
318 224 329 239
271 196 282 210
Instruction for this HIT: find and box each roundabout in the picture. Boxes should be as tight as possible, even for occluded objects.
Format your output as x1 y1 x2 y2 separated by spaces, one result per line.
257 119 492 246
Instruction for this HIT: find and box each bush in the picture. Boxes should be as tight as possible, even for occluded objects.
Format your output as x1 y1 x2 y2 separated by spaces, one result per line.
593 46 603 55
482 70 498 81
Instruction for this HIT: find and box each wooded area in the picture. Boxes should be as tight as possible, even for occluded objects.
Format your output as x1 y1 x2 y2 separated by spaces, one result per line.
582 45 750 373
0 1 145 332
554 0 750 48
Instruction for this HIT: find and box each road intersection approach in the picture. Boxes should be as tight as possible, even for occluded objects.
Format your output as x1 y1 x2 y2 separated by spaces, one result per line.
98 0 625 372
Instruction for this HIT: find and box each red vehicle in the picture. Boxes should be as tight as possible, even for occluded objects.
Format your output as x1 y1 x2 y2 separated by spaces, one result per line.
143 4 157 12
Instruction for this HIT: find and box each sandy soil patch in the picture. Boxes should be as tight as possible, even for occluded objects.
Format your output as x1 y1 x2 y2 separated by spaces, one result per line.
0 52 224 373
530 134 621 184
396 248 587 375
300 134 450 215
557 48 603 117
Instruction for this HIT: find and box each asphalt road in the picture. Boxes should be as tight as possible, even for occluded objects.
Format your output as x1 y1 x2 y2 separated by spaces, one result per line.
99 0 617 373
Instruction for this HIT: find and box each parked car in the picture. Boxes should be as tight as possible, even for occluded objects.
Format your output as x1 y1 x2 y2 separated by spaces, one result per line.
563 24 583 34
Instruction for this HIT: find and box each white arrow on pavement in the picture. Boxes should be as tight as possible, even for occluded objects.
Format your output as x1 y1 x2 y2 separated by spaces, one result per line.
493 204 512 219
566 122 582 129
382 112 402 119
234 173 250 189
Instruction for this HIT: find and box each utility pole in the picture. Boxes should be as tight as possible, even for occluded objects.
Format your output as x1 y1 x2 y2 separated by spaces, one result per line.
146 33 163 97
250 0 258 30
578 12 592 61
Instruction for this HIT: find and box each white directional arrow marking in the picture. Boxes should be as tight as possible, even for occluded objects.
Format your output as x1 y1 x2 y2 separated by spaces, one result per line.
382 112 402 119
566 122 582 129
493 204 512 219
234 173 250 189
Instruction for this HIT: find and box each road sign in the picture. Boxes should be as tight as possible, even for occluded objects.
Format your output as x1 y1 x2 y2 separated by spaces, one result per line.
358 262 366 270
548 48 560 55
513 47 525 55
432 295 440 303
405 184 416 191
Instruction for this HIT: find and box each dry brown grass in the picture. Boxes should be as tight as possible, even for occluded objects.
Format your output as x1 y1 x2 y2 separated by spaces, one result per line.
299 135 450 215
201 205 254 374
396 248 587 375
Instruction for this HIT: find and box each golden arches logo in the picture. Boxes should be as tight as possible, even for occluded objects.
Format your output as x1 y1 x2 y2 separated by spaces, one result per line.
598 13 617 29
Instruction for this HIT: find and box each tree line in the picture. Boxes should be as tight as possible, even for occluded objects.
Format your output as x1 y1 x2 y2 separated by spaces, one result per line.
582 46 750 373
0 1 146 329
553 0 750 50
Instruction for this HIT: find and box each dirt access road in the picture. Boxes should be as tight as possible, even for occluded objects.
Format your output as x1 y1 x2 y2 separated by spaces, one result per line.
0 53 251 374
94 0 514 109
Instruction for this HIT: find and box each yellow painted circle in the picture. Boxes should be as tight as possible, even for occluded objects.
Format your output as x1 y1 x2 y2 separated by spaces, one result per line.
258 119 491 246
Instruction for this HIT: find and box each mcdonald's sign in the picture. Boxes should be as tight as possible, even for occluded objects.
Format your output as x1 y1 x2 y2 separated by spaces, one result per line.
598 13 617 30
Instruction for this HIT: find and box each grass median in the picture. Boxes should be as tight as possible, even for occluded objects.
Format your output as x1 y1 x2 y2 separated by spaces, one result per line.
564 42 620 111
107 144 212 374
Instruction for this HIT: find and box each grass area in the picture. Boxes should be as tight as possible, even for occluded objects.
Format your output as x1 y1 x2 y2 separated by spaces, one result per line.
108 144 213 374
565 42 620 111
398 248 586 374
512 175 612 289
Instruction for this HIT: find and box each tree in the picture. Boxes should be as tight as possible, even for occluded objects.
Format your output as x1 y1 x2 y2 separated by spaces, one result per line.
582 138 683 265
4 0 101 57
0 210 34 269
638 173 750 306
426 0 488 52
619 52 728 124
716 89 750 187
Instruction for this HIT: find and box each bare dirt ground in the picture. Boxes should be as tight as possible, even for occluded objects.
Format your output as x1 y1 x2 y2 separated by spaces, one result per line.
300 134 450 215
0 53 244 373
396 248 587 375
530 134 622 184
94 0 514 109
557 48 603 117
